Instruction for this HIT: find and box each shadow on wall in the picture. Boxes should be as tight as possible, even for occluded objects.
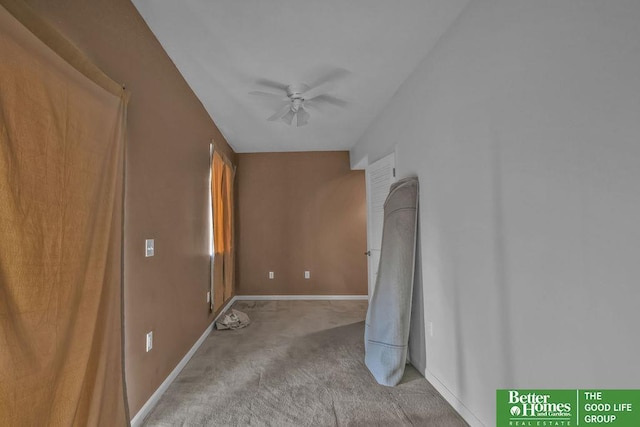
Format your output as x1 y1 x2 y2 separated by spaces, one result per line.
490 137 515 388
408 218 426 373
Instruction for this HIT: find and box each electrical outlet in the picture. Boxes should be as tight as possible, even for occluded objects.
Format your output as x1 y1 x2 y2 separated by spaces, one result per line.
145 239 154 257
304 271 310 279
146 331 153 352
268 271 274 279
428 322 434 337
206 291 211 303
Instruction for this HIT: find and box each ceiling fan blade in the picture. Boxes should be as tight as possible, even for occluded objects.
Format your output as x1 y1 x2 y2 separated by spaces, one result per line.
305 94 348 108
249 90 286 101
306 68 350 91
256 78 289 92
301 68 350 100
281 109 295 125
268 103 292 121
296 107 310 127
303 100 322 111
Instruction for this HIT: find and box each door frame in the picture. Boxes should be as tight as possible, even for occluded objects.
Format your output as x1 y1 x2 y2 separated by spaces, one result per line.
364 151 396 299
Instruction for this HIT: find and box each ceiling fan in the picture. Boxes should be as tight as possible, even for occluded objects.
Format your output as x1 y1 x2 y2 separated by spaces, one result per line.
249 68 349 127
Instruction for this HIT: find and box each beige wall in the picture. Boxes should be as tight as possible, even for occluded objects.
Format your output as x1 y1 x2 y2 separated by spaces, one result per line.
236 152 367 296
22 0 236 415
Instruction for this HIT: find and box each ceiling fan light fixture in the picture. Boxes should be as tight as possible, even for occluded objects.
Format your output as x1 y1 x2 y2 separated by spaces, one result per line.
281 109 295 125
297 107 310 127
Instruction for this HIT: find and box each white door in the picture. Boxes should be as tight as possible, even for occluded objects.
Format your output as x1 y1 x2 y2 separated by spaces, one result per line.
365 152 395 298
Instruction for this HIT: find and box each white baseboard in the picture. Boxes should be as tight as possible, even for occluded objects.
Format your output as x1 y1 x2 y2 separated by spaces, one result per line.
130 297 236 426
422 368 485 427
234 295 368 301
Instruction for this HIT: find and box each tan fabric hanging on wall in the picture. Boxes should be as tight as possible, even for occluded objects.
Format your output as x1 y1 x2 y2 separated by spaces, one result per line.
211 150 235 312
0 2 129 426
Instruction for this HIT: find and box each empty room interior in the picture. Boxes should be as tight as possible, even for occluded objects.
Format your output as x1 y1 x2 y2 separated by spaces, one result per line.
2 1 639 426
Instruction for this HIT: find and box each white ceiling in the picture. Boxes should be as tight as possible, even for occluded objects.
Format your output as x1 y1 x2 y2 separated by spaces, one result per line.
132 0 468 153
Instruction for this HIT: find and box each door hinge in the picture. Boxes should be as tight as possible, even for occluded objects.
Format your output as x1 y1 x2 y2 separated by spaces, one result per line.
392 167 396 177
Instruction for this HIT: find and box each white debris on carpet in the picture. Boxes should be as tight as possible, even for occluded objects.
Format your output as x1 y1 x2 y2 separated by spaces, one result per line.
215 309 250 330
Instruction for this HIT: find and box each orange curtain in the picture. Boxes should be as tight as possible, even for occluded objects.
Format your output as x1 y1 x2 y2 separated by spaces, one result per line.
211 150 235 312
0 3 128 426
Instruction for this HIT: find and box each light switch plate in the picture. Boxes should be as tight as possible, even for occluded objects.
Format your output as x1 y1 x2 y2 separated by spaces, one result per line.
304 271 310 279
145 239 154 257
146 331 153 352
268 271 274 279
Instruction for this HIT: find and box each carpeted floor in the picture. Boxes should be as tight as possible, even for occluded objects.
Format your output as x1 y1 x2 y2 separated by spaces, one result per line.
142 300 467 426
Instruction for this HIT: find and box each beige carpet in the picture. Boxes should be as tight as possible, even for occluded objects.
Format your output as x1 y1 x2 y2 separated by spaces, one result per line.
142 300 467 426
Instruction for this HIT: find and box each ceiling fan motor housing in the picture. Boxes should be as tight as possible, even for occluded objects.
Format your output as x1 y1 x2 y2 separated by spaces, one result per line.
285 84 308 113
286 84 309 100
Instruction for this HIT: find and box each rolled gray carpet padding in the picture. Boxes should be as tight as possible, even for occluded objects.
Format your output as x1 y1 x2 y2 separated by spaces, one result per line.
365 176 419 386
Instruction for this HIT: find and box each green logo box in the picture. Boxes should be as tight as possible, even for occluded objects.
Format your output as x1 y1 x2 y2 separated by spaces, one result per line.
497 389 640 426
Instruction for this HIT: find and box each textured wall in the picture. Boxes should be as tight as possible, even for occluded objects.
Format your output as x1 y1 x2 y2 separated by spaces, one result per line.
236 152 367 296
22 0 236 415
351 1 640 425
